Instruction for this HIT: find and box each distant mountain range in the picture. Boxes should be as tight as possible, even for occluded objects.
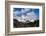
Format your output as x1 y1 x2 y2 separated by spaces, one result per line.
13 11 39 23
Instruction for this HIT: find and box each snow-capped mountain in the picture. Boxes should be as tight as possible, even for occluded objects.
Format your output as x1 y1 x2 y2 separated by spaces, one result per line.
13 11 38 23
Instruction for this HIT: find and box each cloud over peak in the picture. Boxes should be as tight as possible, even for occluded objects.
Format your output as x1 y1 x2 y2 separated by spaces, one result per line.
13 8 39 23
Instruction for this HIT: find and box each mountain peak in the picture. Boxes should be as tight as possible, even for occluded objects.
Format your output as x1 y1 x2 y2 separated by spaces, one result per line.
13 11 38 23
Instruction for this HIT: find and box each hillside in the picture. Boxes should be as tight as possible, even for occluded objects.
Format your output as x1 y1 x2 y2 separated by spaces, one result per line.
13 19 39 28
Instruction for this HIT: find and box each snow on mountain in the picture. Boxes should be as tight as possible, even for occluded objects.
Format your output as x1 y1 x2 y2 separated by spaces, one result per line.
27 12 38 20
13 11 38 23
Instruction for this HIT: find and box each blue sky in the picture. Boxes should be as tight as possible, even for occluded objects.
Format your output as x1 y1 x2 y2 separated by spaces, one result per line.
13 8 39 17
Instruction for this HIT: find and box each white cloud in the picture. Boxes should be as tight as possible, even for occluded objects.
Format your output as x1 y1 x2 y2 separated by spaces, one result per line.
21 8 30 13
13 8 39 23
24 8 30 12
